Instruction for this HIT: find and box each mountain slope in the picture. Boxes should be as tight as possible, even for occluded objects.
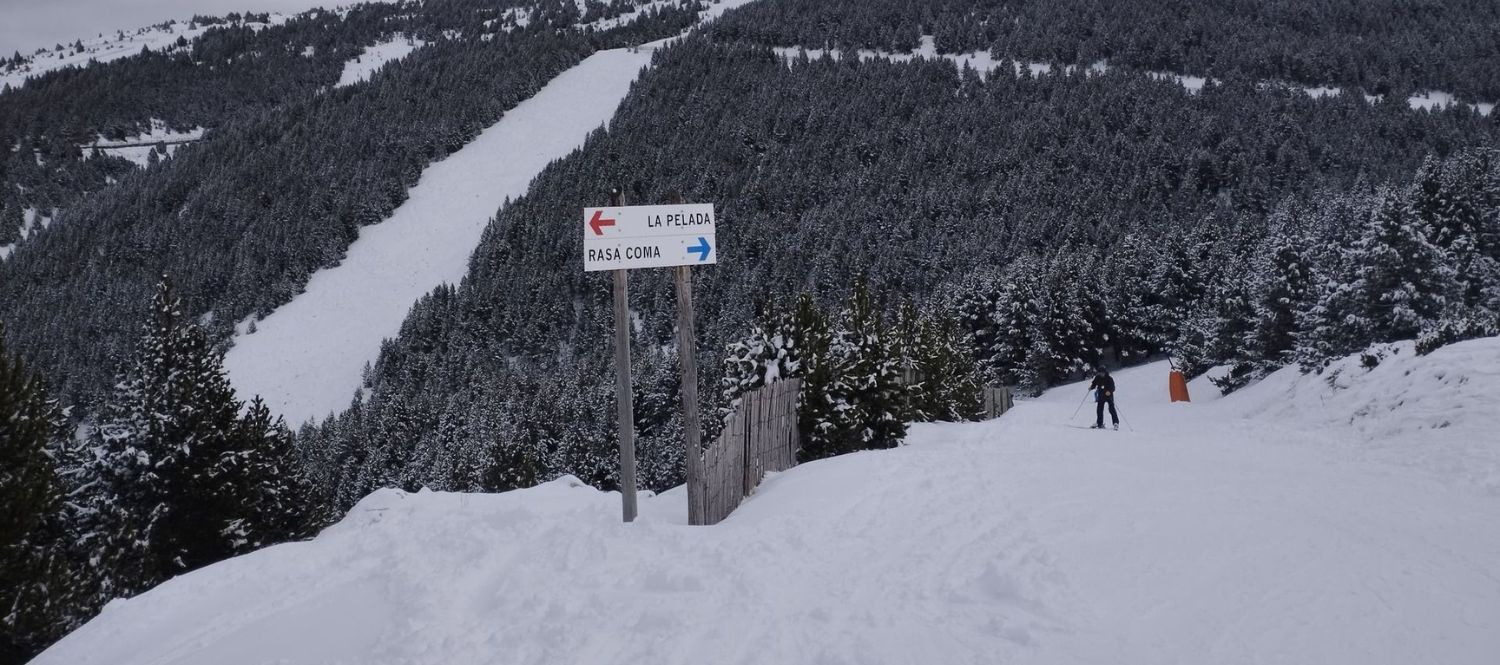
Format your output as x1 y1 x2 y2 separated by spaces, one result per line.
34 341 1500 664
0 0 701 404
221 0 763 427
222 46 657 426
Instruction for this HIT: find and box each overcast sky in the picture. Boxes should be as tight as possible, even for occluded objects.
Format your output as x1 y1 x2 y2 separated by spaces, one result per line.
0 0 338 56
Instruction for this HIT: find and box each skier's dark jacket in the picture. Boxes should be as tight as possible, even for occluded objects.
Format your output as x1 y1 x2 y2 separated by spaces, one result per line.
1088 374 1115 401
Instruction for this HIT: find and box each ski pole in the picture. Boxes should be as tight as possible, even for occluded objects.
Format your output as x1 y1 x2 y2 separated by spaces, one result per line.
1069 390 1088 421
1114 401 1135 432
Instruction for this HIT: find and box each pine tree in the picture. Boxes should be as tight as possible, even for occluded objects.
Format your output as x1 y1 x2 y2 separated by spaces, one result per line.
1189 267 1256 379
986 261 1041 389
0 328 83 662
909 312 983 422
1214 220 1316 392
83 279 315 601
1410 148 1500 337
1299 187 1456 367
885 298 924 422
721 297 795 410
1354 189 1455 341
802 281 906 461
1249 224 1314 367
952 275 1003 369
1098 236 1160 363
1028 253 1100 387
0 202 23 246
633 348 684 492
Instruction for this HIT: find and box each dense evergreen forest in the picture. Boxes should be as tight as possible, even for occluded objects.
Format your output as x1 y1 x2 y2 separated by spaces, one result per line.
712 0 1500 101
2 1 497 241
295 36 1498 512
3 0 1499 661
0 0 700 405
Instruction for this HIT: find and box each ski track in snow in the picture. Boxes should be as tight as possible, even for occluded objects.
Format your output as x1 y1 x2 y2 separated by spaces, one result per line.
223 0 761 426
35 342 1500 665
773 36 1496 116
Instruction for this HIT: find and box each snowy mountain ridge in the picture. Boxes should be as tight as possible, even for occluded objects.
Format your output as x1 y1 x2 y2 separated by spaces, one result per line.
33 340 1500 665
0 13 291 92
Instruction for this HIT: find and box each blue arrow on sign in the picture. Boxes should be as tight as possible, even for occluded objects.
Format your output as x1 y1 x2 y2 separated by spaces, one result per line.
688 237 711 262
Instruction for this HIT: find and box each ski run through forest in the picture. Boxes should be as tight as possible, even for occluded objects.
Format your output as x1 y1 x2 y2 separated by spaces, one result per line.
3 0 1500 663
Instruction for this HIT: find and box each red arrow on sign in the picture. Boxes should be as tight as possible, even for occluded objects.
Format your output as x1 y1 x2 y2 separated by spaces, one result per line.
589 210 616 236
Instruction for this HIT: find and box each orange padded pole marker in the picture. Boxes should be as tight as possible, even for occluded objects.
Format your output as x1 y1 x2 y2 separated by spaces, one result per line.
1169 369 1191 403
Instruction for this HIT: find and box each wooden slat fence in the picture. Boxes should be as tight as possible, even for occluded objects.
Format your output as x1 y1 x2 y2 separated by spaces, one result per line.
982 385 1014 420
691 379 802 526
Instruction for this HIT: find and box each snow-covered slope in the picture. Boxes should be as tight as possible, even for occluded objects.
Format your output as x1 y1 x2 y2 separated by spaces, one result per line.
335 34 428 87
1206 337 1500 494
0 12 289 91
0 1 322 66
223 0 764 426
37 339 1500 664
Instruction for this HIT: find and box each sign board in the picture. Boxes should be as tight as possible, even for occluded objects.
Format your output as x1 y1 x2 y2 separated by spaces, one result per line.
583 204 716 272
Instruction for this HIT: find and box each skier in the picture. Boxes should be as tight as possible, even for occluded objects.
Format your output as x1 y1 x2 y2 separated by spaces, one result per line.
1088 367 1118 430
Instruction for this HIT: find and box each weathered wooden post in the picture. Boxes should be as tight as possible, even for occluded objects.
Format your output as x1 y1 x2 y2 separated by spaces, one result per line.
675 262 706 525
609 189 638 522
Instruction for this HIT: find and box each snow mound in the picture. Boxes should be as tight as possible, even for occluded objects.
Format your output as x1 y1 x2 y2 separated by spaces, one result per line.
1223 337 1500 495
30 464 1071 665
36 339 1500 665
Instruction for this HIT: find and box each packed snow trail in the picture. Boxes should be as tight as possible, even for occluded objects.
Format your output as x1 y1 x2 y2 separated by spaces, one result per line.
222 48 654 426
37 340 1500 664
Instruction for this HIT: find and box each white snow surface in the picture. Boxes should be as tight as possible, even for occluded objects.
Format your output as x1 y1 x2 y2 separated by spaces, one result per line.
335 34 427 87
1215 338 1500 495
37 338 1500 664
223 47 655 426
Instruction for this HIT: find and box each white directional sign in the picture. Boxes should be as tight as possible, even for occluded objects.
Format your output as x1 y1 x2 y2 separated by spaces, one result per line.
583 203 716 272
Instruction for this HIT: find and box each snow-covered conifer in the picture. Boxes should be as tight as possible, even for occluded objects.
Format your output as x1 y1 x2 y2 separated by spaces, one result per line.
83 279 315 601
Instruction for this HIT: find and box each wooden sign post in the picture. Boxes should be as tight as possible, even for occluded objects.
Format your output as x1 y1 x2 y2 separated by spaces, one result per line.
607 189 638 523
675 267 706 525
584 192 717 523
